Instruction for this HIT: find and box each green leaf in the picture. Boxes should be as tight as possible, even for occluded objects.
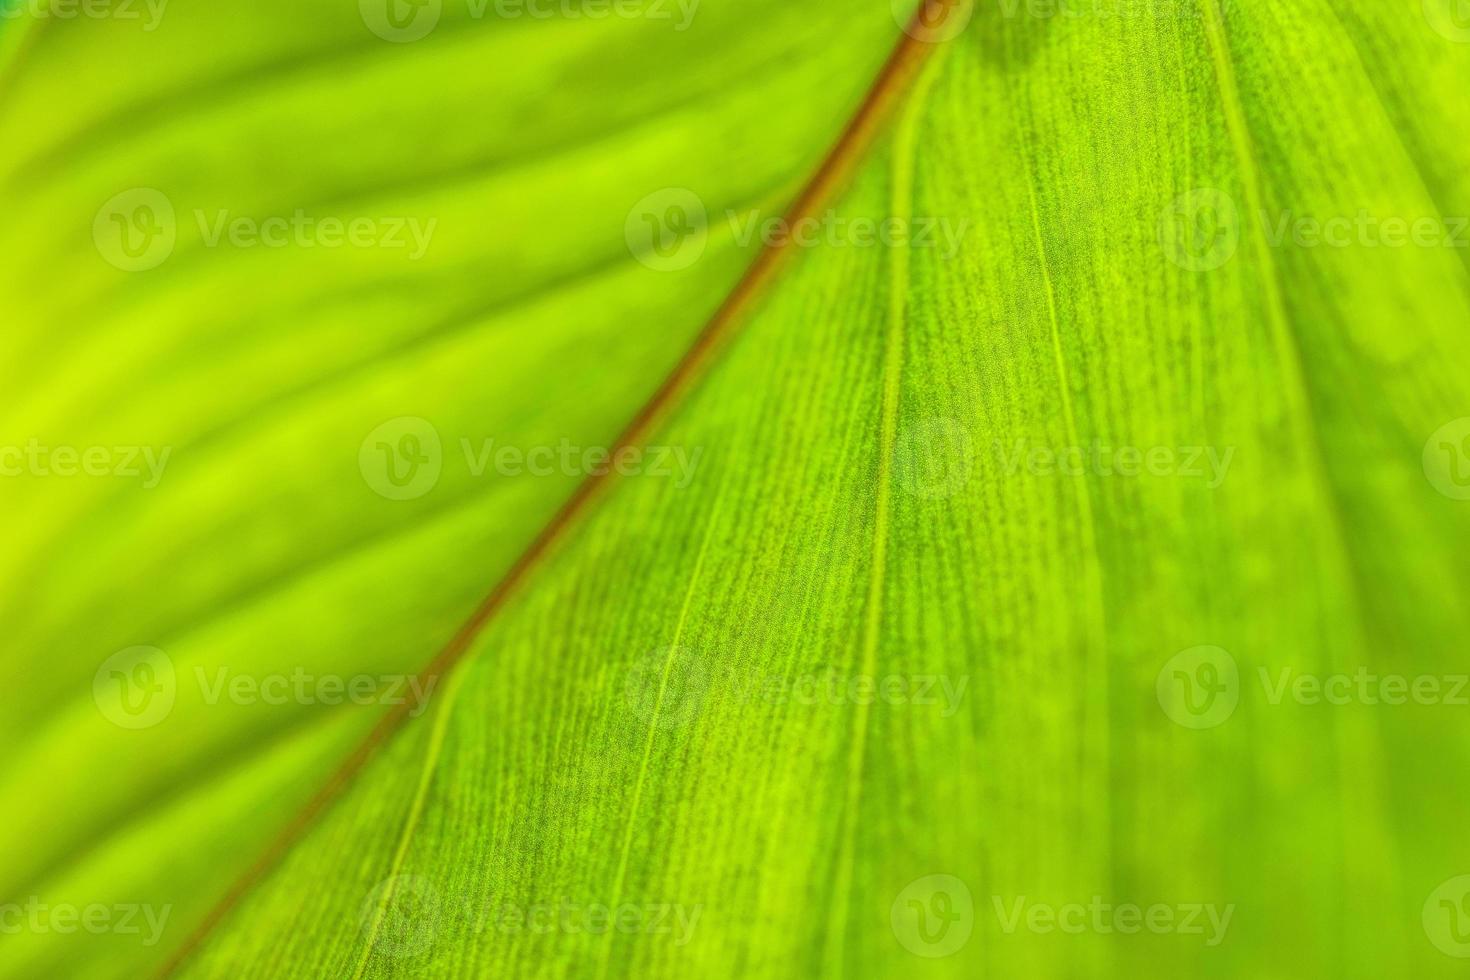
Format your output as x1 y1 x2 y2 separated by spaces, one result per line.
0 2 904 977
5 0 1470 978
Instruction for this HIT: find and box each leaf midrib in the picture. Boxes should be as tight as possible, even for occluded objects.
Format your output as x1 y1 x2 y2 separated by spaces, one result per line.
155 2 964 975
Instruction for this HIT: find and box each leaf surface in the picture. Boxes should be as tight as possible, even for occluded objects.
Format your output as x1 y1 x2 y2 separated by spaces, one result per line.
6 1 1470 978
